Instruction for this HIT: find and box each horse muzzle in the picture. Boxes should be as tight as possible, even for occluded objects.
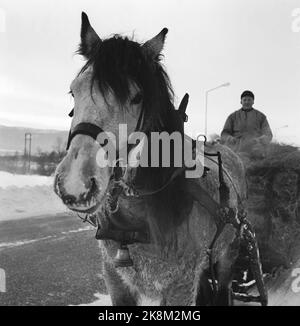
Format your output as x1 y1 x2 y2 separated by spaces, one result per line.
54 173 102 214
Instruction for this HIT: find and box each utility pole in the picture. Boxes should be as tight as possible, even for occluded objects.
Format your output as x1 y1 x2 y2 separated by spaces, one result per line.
24 133 32 174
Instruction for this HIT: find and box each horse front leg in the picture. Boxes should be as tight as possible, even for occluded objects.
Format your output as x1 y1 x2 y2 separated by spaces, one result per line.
214 240 239 306
102 261 138 306
193 258 214 306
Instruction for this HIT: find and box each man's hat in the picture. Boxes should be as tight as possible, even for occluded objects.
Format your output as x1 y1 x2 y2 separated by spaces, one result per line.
241 90 254 100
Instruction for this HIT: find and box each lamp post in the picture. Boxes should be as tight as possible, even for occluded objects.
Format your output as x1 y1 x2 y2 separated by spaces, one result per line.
205 82 230 137
275 125 288 131
274 125 288 140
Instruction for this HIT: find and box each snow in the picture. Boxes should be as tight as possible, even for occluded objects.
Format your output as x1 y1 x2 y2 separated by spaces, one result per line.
0 171 68 221
0 226 93 249
71 292 161 306
0 236 54 249
71 293 112 306
0 171 54 188
76 287 300 306
267 258 300 306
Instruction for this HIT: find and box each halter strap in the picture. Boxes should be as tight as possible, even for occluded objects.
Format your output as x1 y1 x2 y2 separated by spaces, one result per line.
66 122 105 150
66 106 145 151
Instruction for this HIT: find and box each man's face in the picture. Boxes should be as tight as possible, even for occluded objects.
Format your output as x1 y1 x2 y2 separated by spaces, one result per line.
241 96 254 110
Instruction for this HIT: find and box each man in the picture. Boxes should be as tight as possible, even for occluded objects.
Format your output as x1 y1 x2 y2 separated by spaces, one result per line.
221 90 273 152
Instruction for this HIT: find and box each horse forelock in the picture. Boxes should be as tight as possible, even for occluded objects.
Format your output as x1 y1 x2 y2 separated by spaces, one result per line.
77 34 175 131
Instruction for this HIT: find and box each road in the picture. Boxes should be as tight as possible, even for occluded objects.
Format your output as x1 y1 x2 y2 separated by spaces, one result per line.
0 213 106 306
1 213 298 306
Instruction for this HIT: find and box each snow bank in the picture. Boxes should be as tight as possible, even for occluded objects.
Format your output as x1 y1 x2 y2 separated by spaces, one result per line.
0 171 54 188
0 171 68 221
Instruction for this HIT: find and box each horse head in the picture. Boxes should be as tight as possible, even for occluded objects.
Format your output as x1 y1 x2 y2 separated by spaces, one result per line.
54 12 182 219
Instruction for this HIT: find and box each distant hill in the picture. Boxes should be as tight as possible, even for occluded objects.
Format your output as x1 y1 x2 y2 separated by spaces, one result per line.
0 125 68 155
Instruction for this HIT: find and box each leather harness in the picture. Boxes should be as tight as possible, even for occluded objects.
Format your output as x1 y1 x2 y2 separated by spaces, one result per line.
66 95 268 306
65 98 241 249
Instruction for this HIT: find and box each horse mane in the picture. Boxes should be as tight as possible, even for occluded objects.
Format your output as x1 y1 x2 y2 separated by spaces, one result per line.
78 34 191 250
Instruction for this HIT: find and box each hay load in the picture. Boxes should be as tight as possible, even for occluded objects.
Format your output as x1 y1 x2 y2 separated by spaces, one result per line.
238 142 300 274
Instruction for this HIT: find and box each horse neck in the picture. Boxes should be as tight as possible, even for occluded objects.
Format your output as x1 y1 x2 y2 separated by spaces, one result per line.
122 167 191 242
134 110 185 191
120 102 190 244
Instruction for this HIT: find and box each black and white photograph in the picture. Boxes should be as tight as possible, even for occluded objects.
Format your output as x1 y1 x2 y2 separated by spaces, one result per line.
0 0 300 311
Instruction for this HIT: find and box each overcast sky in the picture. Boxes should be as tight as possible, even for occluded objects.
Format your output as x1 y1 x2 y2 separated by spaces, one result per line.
0 0 300 144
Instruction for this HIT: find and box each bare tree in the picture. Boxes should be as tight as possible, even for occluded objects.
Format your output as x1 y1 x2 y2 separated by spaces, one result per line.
53 136 64 154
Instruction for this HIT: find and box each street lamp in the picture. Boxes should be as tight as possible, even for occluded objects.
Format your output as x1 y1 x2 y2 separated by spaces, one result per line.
274 125 288 140
275 125 288 130
205 82 230 137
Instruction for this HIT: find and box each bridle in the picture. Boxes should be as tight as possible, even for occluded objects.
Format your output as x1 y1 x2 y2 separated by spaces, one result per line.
65 87 245 227
65 116 242 228
66 122 106 151
65 106 187 228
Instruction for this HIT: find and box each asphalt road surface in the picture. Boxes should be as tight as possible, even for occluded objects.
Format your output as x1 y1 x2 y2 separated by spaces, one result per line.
2 213 295 306
0 213 106 306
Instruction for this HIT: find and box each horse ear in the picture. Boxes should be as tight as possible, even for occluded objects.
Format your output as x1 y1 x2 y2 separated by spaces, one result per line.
79 12 101 58
143 28 168 58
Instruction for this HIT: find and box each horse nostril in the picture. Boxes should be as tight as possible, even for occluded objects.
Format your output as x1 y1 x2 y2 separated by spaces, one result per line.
63 194 76 206
89 177 98 194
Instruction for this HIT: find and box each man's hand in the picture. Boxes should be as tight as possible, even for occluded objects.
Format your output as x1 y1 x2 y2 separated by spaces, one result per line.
257 135 271 145
227 135 238 145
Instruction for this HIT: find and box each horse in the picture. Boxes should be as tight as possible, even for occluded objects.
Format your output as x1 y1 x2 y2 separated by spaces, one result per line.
54 12 247 306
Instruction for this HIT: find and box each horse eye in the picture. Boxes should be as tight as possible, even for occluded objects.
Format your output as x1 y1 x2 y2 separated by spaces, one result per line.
131 92 143 105
68 109 74 117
